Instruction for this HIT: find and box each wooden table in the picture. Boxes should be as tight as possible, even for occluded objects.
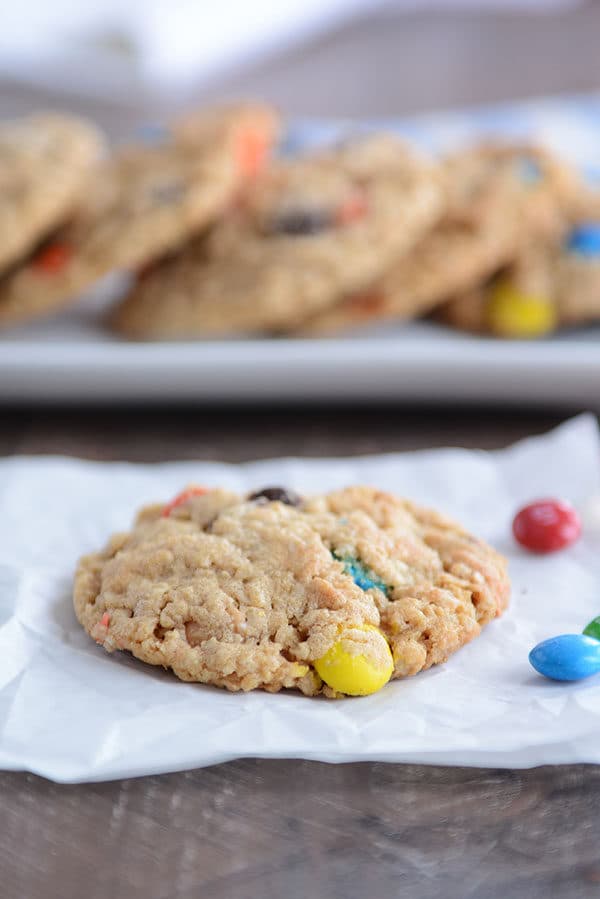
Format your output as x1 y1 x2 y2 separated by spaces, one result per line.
3 5 600 897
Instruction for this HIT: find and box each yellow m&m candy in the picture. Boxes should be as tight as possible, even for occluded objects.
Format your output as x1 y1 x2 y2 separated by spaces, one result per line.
487 282 557 339
314 625 393 696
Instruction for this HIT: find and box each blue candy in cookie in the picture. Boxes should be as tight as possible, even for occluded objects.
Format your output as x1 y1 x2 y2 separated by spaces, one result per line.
135 122 170 145
565 223 600 257
516 155 543 185
333 552 389 595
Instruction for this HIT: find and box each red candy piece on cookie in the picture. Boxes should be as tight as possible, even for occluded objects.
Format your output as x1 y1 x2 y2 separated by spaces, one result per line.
335 192 368 226
236 128 270 178
512 499 581 553
162 486 209 518
33 242 71 274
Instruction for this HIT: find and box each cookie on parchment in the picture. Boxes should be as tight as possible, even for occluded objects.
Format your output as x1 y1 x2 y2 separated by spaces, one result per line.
439 188 600 338
0 112 105 273
0 104 279 329
295 144 577 335
111 135 444 339
74 485 509 698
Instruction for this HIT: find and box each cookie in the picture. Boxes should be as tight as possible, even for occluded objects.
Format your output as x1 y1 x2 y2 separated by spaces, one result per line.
439 186 600 338
0 104 279 328
295 144 577 335
111 135 443 338
0 112 105 273
74 485 510 698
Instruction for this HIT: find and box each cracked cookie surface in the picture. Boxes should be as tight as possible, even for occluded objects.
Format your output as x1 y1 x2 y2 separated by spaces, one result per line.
74 485 510 697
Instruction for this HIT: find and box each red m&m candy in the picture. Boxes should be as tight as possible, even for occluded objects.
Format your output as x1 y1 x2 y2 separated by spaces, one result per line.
33 242 71 274
512 499 581 553
162 486 209 518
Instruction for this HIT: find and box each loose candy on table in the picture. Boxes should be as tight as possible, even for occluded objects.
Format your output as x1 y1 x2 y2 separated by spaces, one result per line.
486 283 557 338
529 634 600 682
314 624 394 696
583 616 600 641
512 499 581 553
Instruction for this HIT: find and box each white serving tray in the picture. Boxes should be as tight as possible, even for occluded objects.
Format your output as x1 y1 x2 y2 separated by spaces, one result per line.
3 93 600 405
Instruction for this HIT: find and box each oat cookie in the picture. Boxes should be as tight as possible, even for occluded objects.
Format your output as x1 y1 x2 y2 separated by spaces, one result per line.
439 186 600 338
74 485 509 697
0 112 105 273
0 104 278 328
296 144 577 335
111 135 443 338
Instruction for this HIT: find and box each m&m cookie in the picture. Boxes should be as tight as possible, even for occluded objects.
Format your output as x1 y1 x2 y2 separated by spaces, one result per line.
74 485 509 697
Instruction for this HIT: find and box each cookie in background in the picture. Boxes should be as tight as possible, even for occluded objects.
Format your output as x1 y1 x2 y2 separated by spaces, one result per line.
0 103 279 329
111 134 444 339
438 181 600 339
295 143 579 335
0 112 106 274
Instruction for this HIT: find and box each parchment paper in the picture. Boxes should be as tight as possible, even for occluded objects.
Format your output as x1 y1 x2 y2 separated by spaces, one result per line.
1 415 599 782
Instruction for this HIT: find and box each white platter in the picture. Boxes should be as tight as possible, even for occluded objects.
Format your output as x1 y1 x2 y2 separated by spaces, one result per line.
3 93 600 405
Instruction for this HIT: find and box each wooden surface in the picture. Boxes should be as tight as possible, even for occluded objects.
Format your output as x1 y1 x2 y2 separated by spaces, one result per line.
2 5 600 898
3 405 599 899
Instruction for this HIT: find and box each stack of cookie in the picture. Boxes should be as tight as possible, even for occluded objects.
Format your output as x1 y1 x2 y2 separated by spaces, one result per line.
0 104 279 328
439 180 600 338
0 103 597 339
109 133 599 340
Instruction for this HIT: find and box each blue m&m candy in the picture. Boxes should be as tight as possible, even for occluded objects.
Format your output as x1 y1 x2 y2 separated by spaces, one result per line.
529 634 600 681
135 122 169 145
565 223 600 257
516 156 543 184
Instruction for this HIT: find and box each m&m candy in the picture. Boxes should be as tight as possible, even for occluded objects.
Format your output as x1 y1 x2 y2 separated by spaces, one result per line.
565 223 600 258
512 499 581 553
314 625 393 696
516 156 543 185
583 615 600 641
33 242 71 274
162 486 209 517
529 634 600 682
486 283 557 339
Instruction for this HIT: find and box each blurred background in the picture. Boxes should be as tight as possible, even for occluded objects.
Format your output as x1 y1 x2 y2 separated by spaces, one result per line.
2 0 598 135
2 0 600 411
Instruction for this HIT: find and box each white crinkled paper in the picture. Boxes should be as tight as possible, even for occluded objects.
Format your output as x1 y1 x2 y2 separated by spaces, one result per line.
2 415 600 783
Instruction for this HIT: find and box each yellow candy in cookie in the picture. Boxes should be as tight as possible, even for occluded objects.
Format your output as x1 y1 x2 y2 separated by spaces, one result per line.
487 282 557 338
314 625 393 696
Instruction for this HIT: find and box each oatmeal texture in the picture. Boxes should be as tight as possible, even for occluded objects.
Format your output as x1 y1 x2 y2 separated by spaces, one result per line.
74 486 510 698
